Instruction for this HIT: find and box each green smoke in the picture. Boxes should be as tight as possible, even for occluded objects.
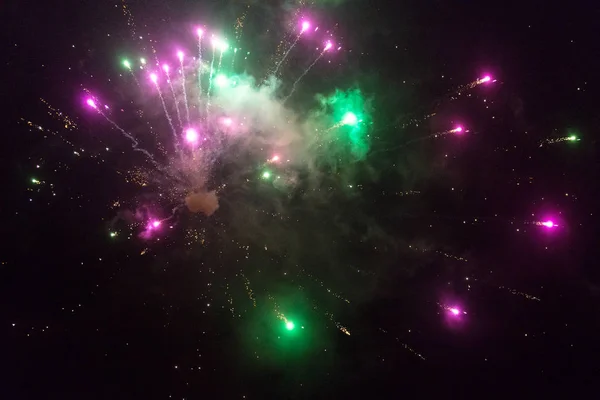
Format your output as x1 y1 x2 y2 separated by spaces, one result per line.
317 87 372 160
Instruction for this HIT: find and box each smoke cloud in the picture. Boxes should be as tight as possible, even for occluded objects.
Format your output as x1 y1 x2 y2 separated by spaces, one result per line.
185 190 219 216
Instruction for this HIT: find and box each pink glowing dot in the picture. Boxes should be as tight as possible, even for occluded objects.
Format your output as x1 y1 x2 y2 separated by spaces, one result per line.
455 126 463 133
197 28 204 37
86 99 97 109
177 51 184 62
271 155 280 162
185 128 199 143
152 220 161 228
324 41 333 51
449 307 460 316
163 64 170 73
541 220 555 228
222 117 232 126
150 73 158 84
481 75 491 83
301 21 310 32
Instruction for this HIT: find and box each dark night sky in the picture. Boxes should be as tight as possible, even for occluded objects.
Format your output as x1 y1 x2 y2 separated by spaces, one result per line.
1 1 600 398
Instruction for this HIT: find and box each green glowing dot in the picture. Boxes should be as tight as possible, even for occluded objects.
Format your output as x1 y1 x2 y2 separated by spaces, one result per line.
31 178 39 184
342 112 359 126
123 59 131 69
285 321 295 331
262 171 271 179
219 42 229 52
215 74 229 87
568 135 578 141
109 232 117 238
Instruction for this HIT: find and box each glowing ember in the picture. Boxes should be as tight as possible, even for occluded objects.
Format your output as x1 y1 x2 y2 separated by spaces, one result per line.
150 73 158 84
86 99 97 109
301 21 310 32
185 128 199 143
541 220 555 228
177 51 184 62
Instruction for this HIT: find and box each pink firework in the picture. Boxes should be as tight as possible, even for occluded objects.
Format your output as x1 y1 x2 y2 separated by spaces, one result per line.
481 75 491 83
197 28 204 37
301 21 310 33
185 128 199 143
454 126 463 133
162 64 170 73
541 220 555 228
177 51 184 62
222 117 233 126
449 307 460 316
324 41 333 51
149 220 161 229
150 73 158 84
86 98 97 109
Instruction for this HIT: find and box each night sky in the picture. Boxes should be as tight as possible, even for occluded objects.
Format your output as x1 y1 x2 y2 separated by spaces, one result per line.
2 0 600 398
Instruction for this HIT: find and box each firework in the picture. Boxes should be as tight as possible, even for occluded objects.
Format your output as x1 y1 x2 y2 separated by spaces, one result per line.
29 4 542 375
539 135 580 147
284 40 335 102
273 20 311 75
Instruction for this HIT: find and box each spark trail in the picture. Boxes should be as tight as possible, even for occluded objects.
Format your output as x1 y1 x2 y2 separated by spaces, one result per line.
273 21 310 75
178 52 190 124
197 28 204 106
86 98 160 169
123 60 141 88
284 40 332 103
206 46 216 116
150 73 178 152
163 64 183 129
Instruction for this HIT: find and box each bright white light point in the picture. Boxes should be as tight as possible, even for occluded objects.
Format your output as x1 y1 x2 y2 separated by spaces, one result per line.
342 112 358 125
140 58 146 64
449 307 460 315
324 41 333 51
541 220 555 228
301 21 310 32
481 76 491 83
150 73 158 84
12 323 16 327
223 118 232 126
454 126 463 132
197 28 204 37
215 74 229 87
86 99 97 109
162 64 169 73
177 51 184 62
185 128 199 143
271 155 280 162
152 220 161 228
